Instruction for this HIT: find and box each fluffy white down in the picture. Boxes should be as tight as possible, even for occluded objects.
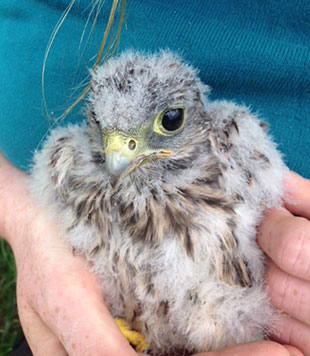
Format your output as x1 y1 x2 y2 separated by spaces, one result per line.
30 51 288 353
90 51 210 132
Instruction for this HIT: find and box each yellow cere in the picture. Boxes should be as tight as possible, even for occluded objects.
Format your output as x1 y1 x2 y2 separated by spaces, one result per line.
103 129 150 160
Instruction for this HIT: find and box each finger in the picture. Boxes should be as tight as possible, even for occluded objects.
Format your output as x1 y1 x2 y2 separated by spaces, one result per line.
35 260 137 356
193 340 302 356
284 345 305 356
284 172 310 220
266 262 310 326
17 298 67 356
271 313 310 356
258 209 310 281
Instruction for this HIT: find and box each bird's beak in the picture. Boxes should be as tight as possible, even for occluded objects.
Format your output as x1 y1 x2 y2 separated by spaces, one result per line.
103 131 172 178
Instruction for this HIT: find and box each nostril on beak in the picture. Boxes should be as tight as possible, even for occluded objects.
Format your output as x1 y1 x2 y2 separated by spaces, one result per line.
128 139 136 151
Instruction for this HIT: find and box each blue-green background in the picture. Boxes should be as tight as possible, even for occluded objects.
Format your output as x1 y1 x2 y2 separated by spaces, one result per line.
0 0 309 177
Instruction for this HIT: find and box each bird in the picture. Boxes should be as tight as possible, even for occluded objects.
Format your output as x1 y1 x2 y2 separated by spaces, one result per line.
30 51 287 355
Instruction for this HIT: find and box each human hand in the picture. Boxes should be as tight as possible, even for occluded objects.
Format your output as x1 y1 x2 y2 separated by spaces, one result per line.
258 172 310 355
0 152 141 356
193 340 303 355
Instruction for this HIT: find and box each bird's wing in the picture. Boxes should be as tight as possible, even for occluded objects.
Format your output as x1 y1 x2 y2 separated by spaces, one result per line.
31 123 104 200
30 123 112 252
206 100 286 208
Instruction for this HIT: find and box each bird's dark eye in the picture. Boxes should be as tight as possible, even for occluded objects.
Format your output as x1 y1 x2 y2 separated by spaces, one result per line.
153 106 185 136
161 108 184 132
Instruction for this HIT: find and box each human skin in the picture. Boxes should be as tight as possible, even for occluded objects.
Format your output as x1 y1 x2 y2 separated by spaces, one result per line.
257 172 310 355
0 152 308 356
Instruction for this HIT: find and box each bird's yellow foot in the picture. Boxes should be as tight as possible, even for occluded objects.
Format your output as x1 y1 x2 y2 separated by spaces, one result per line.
114 318 150 353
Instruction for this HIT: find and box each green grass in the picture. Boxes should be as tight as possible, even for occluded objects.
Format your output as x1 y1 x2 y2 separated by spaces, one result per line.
0 239 21 356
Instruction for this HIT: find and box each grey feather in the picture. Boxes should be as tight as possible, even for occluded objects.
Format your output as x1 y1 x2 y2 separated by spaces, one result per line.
30 51 287 355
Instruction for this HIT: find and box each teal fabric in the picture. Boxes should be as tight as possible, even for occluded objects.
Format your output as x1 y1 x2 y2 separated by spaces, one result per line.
1 0 309 177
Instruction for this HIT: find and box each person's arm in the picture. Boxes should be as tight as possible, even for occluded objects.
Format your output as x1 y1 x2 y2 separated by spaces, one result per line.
0 152 141 356
258 172 310 356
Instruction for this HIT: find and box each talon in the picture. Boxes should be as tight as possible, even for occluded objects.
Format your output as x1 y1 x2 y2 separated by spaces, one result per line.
114 318 150 353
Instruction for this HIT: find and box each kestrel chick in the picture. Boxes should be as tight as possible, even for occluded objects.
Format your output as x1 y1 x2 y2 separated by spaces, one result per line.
31 51 287 355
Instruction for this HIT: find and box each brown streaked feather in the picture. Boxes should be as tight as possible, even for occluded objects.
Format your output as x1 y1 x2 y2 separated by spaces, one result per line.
252 150 271 167
231 119 240 135
49 135 252 288
156 300 170 318
215 229 253 287
244 170 254 186
259 120 269 132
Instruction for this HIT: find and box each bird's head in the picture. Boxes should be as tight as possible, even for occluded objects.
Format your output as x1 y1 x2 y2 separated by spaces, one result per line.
87 51 211 186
